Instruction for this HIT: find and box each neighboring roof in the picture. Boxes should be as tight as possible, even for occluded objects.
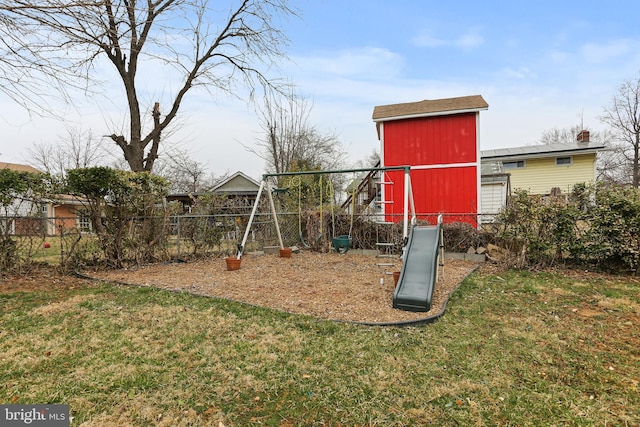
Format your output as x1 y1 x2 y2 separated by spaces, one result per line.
48 194 88 206
211 171 260 195
372 95 489 122
167 171 261 202
0 162 41 174
481 141 607 161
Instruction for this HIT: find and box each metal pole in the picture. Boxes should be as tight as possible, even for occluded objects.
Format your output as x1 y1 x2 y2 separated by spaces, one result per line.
403 167 409 240
238 180 265 259
265 180 285 249
176 216 181 260
261 165 411 179
408 175 417 226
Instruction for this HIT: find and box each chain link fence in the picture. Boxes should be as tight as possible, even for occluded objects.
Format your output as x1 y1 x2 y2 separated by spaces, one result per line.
3 210 491 271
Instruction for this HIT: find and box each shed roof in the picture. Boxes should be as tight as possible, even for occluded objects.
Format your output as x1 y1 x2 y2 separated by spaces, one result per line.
481 141 607 161
372 95 488 122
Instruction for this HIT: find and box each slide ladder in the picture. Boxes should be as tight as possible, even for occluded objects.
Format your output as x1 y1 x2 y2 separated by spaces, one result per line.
375 221 398 284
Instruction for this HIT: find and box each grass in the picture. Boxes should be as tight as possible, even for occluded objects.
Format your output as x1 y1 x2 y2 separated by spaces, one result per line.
15 234 247 267
0 268 638 426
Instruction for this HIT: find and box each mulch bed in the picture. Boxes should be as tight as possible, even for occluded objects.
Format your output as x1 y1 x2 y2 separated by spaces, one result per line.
81 252 481 325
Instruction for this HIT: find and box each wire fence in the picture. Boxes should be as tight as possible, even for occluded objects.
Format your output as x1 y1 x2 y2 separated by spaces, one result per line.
3 211 490 269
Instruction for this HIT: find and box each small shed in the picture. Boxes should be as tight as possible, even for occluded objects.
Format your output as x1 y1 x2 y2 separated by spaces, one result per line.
372 95 489 226
479 161 510 223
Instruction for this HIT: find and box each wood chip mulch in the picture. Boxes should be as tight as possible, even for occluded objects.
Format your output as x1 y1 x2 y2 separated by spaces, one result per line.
83 252 481 325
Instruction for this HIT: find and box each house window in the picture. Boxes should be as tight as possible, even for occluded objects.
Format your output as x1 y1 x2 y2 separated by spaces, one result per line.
556 156 572 166
503 160 525 169
77 214 92 233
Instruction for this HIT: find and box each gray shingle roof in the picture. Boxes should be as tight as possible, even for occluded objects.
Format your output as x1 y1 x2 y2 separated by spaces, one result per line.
481 141 607 160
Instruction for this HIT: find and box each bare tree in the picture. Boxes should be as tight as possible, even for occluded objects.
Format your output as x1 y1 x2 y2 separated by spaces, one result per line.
1 0 297 172
250 92 347 174
601 75 640 188
353 149 380 169
154 149 219 193
26 127 106 177
0 7 80 113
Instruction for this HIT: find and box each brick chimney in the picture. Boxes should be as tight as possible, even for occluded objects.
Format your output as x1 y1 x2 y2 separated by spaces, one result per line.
577 130 590 143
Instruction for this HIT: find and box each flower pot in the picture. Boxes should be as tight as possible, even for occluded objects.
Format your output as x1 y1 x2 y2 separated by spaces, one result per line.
225 257 242 271
393 271 401 287
279 247 292 258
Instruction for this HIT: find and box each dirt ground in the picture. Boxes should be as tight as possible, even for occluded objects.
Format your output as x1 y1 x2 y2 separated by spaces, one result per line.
77 252 480 324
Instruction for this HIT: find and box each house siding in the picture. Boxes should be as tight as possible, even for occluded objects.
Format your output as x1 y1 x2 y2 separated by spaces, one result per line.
481 182 507 220
53 205 79 235
508 153 596 195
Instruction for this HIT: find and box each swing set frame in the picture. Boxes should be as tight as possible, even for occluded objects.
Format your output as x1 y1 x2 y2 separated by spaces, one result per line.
236 166 417 259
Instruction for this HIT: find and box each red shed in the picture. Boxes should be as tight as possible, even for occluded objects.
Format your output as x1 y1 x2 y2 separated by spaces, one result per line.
372 95 488 227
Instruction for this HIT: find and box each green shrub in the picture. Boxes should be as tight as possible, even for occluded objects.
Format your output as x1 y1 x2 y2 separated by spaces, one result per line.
66 167 171 268
494 184 640 273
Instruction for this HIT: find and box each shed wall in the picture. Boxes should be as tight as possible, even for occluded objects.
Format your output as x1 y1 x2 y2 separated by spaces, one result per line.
382 112 479 225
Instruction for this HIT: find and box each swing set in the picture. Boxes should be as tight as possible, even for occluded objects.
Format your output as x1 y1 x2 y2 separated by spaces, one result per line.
235 166 416 259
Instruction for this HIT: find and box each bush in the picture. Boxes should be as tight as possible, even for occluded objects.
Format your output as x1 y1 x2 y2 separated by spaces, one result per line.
494 184 640 273
0 169 49 272
66 167 171 268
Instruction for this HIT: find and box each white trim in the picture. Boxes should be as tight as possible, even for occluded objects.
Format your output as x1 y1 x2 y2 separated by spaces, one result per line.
410 162 477 170
476 112 482 226
379 122 386 218
373 107 488 123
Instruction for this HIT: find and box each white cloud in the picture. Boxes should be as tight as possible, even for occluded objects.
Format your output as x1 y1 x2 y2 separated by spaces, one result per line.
581 39 632 63
456 31 484 49
412 29 484 49
291 47 405 80
411 32 446 48
500 66 537 80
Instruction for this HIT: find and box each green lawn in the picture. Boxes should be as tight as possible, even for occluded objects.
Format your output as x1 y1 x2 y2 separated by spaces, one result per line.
0 268 638 426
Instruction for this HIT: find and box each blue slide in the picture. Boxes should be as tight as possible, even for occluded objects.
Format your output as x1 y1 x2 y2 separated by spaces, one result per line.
393 223 442 312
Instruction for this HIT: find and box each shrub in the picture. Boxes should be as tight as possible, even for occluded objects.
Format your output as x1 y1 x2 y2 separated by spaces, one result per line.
494 184 640 273
66 167 171 268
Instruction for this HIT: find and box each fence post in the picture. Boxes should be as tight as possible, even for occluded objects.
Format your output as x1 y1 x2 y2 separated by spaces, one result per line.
176 216 181 260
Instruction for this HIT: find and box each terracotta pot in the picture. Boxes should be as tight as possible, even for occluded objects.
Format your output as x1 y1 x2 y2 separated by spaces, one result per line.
225 257 242 271
393 271 401 287
279 247 292 258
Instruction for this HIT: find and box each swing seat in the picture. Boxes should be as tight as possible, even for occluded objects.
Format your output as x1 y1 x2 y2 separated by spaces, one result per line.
332 235 352 253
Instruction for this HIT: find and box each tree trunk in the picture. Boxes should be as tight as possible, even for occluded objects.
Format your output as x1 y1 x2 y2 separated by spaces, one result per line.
144 102 162 172
634 131 640 188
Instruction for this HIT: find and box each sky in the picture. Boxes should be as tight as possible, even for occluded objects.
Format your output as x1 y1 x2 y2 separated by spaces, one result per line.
2 0 640 180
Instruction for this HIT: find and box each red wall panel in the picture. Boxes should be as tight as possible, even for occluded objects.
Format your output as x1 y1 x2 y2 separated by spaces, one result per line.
384 167 477 225
383 113 478 166
382 112 479 226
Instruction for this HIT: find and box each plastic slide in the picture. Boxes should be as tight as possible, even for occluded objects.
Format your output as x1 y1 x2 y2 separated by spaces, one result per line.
393 223 442 312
